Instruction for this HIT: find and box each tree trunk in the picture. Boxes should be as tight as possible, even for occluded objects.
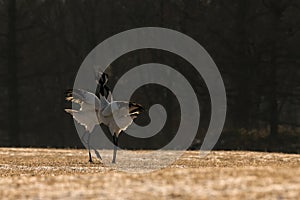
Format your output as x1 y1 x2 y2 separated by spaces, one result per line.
235 0 251 129
266 1 284 137
269 96 278 137
269 57 278 137
7 0 20 146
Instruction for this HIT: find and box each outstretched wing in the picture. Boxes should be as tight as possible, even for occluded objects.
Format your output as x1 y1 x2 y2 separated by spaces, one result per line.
64 109 97 132
65 89 101 111
65 89 106 132
101 101 143 117
101 101 128 117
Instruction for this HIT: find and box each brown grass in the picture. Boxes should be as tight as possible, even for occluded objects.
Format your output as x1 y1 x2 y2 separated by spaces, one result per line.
0 148 300 199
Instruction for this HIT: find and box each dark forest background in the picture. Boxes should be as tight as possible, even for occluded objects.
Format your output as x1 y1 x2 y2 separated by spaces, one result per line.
0 0 299 153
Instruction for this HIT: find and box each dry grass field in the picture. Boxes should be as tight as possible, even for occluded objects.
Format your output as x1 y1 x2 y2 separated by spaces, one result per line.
0 148 300 199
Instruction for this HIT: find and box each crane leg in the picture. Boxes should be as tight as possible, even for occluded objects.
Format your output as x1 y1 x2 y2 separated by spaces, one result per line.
87 132 93 163
80 131 87 144
112 133 118 163
81 131 102 162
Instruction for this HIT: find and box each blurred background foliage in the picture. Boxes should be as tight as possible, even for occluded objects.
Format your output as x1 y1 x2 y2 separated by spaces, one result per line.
0 0 299 152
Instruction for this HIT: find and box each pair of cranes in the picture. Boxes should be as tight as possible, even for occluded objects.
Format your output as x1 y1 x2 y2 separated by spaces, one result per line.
65 72 144 163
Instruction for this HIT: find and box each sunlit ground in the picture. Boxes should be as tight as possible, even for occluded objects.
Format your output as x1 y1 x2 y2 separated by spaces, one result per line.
0 148 299 199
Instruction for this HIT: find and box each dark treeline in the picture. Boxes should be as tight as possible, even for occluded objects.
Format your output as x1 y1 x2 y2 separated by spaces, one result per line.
0 0 299 152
